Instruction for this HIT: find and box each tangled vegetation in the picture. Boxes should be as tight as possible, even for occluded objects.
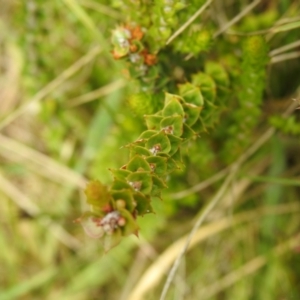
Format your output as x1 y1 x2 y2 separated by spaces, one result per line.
1 0 300 299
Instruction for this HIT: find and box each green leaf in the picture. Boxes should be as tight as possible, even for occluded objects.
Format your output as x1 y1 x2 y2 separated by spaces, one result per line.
167 134 182 156
127 171 153 194
160 115 183 136
182 103 202 126
146 131 171 155
144 115 163 130
84 180 111 208
205 61 229 97
163 94 184 117
152 174 167 188
109 169 131 181
151 174 168 197
191 72 216 102
127 155 151 172
137 130 158 141
171 148 185 169
111 189 136 212
111 178 132 190
191 117 205 134
164 92 182 104
178 83 204 106
182 123 196 139
127 92 155 115
146 156 167 175
165 157 180 173
129 145 151 158
133 192 153 215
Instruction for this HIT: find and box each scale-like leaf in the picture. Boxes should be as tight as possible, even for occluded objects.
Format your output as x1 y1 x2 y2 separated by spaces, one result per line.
163 94 184 117
134 192 153 215
146 156 167 175
127 155 151 172
84 180 110 208
178 83 204 106
109 169 131 180
129 145 151 157
144 115 163 130
182 103 202 126
160 115 183 136
146 131 171 155
127 171 153 194
111 189 136 212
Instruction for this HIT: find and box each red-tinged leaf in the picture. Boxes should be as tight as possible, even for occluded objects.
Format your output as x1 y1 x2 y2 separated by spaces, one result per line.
84 180 110 208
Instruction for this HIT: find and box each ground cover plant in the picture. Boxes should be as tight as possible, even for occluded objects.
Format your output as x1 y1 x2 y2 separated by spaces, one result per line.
1 0 300 299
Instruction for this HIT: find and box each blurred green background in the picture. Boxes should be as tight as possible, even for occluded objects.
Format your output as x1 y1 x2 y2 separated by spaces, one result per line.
0 0 300 299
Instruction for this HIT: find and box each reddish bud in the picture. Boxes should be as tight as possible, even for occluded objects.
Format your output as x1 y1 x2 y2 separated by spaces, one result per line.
144 54 157 66
129 26 144 41
130 44 138 52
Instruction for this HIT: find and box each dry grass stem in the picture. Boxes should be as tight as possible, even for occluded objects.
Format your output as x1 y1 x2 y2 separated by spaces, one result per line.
0 134 87 188
79 0 122 19
170 167 228 199
269 39 300 56
0 171 82 250
0 41 22 114
128 202 300 300
166 0 213 45
213 0 261 38
170 100 298 200
68 79 125 107
0 46 102 131
1 2 299 298
158 100 299 299
270 51 300 64
200 233 300 299
159 166 238 300
226 16 300 37
208 158 270 221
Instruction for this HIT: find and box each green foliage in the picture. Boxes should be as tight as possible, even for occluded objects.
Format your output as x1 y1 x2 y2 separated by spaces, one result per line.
127 92 162 116
221 35 269 162
174 29 213 55
81 22 234 247
269 115 300 135
239 9 279 32
2 1 300 299
80 89 207 250
79 1 300 253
